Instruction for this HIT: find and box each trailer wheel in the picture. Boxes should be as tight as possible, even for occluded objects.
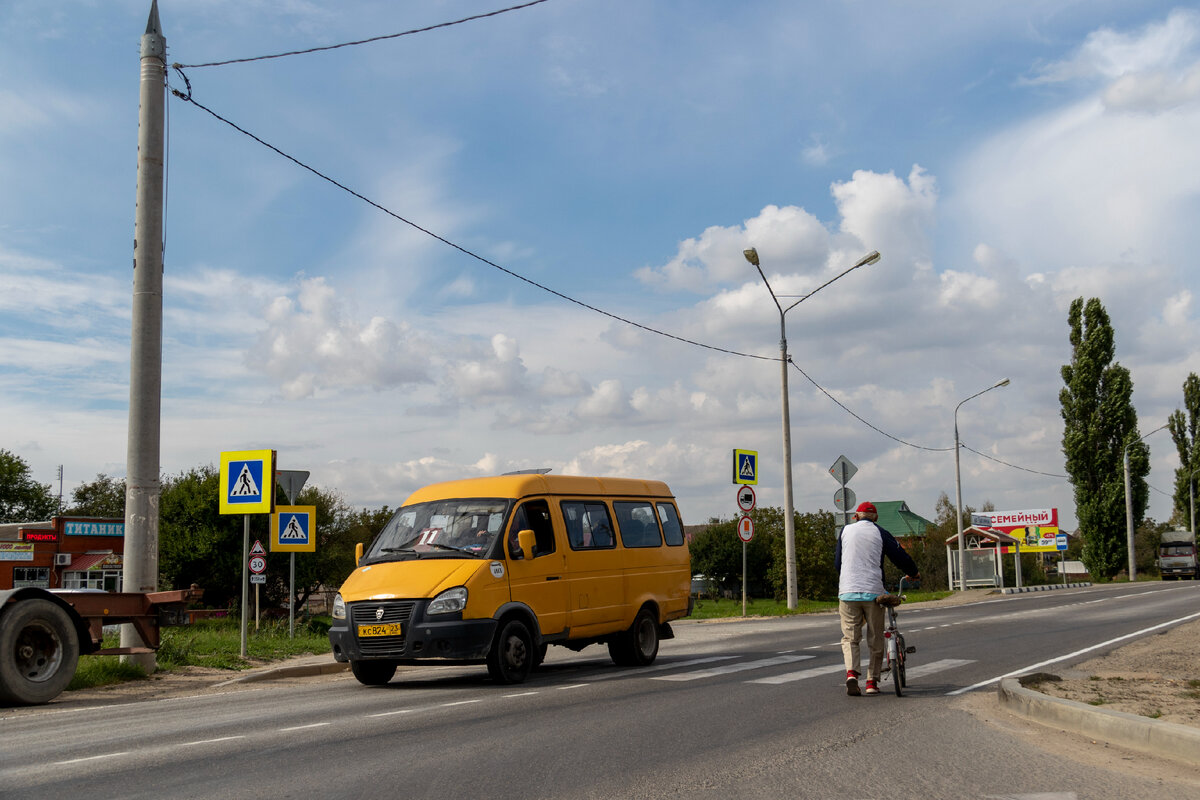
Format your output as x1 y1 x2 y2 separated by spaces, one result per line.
0 599 80 706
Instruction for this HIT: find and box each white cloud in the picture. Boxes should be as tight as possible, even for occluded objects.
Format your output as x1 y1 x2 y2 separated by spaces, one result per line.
832 165 938 268
255 276 431 399
1027 9 1200 85
574 379 633 421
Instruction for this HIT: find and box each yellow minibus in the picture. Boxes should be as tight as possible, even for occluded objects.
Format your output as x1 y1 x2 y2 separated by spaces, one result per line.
328 472 692 685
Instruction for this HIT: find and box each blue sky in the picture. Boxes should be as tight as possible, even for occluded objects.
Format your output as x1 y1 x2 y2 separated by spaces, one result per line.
2 0 1199 532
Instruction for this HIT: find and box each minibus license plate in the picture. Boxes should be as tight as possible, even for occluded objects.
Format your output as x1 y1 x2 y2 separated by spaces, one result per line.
358 623 403 637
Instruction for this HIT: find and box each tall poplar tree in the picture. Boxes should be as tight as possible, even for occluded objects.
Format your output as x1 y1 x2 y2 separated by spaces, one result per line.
1167 372 1200 529
1060 297 1149 578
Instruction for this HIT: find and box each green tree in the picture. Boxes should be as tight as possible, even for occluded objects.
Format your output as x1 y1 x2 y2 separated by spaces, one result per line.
1167 372 1199 528
0 448 58 522
155 465 392 611
767 509 838 600
689 514 775 598
1060 297 1148 579
68 473 126 518
158 465 245 609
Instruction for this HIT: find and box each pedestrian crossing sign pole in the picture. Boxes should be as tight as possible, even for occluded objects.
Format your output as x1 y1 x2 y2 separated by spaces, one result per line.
219 449 276 658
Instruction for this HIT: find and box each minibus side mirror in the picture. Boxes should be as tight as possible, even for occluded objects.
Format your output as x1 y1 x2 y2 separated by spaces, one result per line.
355 542 364 566
516 529 536 560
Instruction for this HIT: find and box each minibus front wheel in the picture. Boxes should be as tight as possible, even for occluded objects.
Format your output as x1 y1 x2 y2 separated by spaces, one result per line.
350 659 397 686
487 618 534 684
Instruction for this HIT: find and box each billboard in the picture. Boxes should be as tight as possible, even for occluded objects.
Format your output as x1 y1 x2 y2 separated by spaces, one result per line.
975 508 1060 553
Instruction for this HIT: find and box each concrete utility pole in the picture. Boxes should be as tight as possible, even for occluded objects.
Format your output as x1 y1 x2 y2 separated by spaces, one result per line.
122 0 166 671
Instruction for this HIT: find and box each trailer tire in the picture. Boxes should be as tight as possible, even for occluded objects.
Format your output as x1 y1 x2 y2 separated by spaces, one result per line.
0 599 80 706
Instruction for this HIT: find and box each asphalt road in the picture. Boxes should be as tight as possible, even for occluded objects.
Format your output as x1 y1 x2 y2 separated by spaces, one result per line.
3 582 1198 799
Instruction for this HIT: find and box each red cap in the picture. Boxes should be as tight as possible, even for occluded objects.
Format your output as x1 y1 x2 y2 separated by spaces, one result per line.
855 502 877 515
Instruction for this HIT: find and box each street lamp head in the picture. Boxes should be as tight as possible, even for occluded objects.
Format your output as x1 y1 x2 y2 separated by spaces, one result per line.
856 250 882 268
743 248 760 267
995 378 1011 388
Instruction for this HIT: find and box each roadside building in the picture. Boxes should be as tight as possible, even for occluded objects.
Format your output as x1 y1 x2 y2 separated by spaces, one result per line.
872 500 933 548
0 517 126 591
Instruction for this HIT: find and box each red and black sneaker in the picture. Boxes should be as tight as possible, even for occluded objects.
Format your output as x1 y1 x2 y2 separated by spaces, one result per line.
846 670 861 696
864 680 879 695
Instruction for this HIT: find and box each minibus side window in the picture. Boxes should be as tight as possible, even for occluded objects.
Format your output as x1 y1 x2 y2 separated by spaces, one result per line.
614 501 662 548
508 500 555 560
561 501 616 550
657 503 685 546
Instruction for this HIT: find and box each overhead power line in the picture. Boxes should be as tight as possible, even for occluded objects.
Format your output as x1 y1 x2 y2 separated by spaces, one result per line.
174 0 555 69
169 82 773 364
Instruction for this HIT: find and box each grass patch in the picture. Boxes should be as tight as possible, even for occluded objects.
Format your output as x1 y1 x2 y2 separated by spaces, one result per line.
67 615 333 692
67 655 147 691
1088 697 1107 706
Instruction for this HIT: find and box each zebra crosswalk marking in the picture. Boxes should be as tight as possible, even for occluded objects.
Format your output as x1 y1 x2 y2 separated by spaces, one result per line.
652 654 814 682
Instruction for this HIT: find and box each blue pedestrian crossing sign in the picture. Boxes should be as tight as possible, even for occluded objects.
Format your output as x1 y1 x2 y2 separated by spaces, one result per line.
732 448 758 485
219 449 276 515
272 505 317 552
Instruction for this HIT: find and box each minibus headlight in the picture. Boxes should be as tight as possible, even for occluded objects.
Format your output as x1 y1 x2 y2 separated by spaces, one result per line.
332 593 346 620
428 586 467 615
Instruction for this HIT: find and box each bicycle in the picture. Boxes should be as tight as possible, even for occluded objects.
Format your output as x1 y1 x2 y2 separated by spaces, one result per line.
877 576 916 696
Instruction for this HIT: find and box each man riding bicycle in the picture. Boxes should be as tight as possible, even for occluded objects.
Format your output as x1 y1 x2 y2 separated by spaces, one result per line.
835 501 919 696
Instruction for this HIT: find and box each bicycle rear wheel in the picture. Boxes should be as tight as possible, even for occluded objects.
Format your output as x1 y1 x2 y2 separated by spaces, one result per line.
896 634 907 690
887 635 902 696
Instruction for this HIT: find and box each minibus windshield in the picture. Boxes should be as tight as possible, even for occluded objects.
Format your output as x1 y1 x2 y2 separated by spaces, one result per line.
369 499 510 560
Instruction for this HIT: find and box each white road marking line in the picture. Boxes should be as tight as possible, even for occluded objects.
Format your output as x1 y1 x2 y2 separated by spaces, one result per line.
652 654 814 682
180 736 246 746
369 708 415 717
902 658 974 678
556 683 590 690
948 610 1200 695
503 691 538 698
279 722 331 731
747 663 845 685
585 655 737 680
440 699 482 707
54 752 131 764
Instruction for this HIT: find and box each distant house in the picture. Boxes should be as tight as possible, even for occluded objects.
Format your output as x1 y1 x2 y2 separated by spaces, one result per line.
872 501 933 545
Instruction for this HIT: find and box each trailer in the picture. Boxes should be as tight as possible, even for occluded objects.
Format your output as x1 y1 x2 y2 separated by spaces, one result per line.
0 585 202 706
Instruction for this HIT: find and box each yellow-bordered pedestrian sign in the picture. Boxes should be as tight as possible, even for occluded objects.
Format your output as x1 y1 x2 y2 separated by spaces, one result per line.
272 505 317 552
219 449 276 515
732 448 758 485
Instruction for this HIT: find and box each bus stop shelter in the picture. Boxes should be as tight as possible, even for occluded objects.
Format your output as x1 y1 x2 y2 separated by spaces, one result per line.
945 526 1025 589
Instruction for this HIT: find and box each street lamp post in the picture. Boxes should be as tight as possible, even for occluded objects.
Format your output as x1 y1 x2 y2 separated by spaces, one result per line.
954 378 1010 591
743 247 881 609
1124 424 1168 580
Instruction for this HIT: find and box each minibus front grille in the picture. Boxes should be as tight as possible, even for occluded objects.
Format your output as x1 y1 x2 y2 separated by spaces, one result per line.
350 600 416 657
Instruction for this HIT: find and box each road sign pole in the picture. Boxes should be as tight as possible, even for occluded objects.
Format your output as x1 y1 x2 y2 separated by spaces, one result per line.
742 539 747 617
240 514 249 658
289 553 296 638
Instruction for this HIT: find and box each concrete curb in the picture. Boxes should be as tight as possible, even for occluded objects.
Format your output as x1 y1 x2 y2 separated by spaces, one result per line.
999 582 1091 594
214 658 348 687
997 677 1200 767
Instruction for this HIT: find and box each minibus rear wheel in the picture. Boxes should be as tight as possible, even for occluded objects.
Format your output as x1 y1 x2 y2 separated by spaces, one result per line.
608 606 659 667
487 618 534 684
350 659 397 686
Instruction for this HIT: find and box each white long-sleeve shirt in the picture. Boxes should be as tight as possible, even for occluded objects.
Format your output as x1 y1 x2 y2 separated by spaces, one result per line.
836 519 918 597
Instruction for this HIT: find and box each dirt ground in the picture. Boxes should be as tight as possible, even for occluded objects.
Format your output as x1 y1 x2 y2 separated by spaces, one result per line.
1021 618 1200 727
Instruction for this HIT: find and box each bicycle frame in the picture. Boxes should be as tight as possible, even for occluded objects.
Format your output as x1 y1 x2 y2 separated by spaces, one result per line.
881 576 913 696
